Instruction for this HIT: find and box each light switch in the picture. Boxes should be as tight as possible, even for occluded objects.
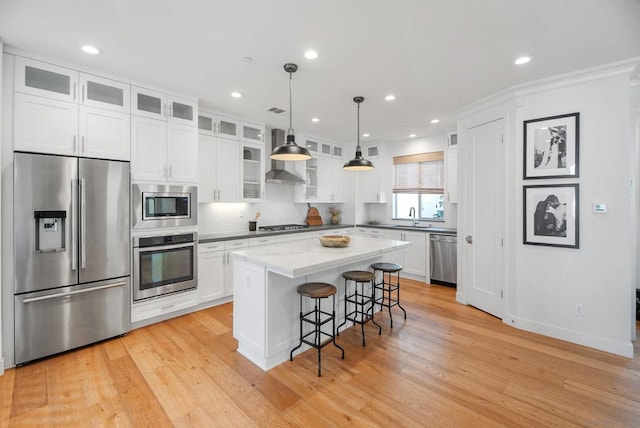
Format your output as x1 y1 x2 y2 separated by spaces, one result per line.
593 203 606 213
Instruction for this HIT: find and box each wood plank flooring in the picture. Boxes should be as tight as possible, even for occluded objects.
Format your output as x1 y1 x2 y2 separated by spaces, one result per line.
1 279 639 427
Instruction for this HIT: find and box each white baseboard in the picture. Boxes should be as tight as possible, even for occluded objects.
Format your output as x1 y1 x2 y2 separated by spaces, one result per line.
511 317 633 358
0 356 4 376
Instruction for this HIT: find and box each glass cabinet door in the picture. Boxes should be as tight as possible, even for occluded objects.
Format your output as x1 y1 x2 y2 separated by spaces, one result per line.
305 158 318 200
241 144 264 200
241 122 264 143
15 56 78 103
80 73 130 113
131 86 166 119
198 111 215 135
169 97 196 125
217 114 239 138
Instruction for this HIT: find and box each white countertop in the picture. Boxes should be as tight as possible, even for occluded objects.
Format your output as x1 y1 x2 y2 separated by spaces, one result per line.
231 236 410 278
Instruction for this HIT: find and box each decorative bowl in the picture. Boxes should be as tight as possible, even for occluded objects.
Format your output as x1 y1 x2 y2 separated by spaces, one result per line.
319 235 351 248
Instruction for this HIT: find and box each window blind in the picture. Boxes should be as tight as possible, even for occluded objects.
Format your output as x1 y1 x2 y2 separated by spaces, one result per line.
393 151 444 194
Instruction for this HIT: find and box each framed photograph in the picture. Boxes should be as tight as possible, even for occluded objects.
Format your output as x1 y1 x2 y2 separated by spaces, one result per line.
523 112 579 179
523 184 579 248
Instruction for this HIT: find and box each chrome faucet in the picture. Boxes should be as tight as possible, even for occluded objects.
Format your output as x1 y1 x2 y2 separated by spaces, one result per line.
408 207 419 226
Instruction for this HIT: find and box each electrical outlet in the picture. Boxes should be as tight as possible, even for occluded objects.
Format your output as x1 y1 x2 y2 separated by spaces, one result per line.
576 303 584 317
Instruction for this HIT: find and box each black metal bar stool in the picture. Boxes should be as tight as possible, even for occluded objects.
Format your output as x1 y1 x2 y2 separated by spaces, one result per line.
290 282 345 377
337 270 382 346
371 262 407 328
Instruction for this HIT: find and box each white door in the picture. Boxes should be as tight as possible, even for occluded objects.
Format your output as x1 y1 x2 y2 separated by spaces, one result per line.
216 137 240 202
198 251 225 303
14 93 78 155
167 122 198 183
465 119 504 318
198 135 216 202
79 106 130 160
131 115 167 181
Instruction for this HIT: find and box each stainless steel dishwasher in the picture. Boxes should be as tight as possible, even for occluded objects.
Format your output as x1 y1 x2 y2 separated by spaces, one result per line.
430 233 457 285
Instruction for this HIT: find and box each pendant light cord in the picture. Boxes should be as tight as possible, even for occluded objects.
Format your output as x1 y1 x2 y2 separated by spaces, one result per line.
288 71 294 136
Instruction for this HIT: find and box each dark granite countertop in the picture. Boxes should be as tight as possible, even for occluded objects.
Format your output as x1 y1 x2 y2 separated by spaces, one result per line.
357 224 457 235
198 224 351 243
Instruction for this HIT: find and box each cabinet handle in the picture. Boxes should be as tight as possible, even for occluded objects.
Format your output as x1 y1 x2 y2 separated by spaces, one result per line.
169 165 173 178
73 135 77 153
73 83 77 101
81 136 85 154
82 84 85 103
161 304 176 311
168 104 173 119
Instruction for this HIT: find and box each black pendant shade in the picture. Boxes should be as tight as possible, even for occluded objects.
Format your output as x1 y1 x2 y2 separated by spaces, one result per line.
270 63 312 161
344 96 374 171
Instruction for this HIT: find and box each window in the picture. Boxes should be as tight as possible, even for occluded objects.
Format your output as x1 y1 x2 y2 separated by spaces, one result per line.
392 152 445 221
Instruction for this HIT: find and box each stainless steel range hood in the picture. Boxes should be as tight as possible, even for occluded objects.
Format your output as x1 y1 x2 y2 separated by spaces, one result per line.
265 129 306 184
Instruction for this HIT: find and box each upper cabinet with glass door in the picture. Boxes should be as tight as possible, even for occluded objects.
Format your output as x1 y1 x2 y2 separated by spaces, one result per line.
13 55 131 160
240 121 265 144
131 86 197 126
16 57 130 112
197 110 239 138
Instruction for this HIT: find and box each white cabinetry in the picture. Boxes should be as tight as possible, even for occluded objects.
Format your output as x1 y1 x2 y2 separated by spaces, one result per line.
359 143 386 203
296 136 344 203
131 85 197 183
446 148 458 203
198 110 265 144
198 239 249 303
14 56 130 160
446 129 458 204
198 135 240 202
131 290 198 323
385 230 427 277
241 143 265 201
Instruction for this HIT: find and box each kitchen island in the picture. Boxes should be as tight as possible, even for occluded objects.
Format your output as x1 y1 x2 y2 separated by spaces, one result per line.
231 236 410 371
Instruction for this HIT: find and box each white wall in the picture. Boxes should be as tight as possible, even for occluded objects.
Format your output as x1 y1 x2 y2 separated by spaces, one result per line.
458 60 638 357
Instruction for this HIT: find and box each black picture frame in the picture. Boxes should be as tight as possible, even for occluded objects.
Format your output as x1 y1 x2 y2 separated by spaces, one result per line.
523 112 579 179
523 183 579 249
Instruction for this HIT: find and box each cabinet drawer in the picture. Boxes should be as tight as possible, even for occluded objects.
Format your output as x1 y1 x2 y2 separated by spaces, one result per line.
225 239 249 250
199 241 225 253
249 236 275 247
131 291 198 323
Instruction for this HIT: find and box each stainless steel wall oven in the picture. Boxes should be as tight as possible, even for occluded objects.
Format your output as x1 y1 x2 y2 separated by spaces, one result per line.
132 183 197 230
133 232 197 301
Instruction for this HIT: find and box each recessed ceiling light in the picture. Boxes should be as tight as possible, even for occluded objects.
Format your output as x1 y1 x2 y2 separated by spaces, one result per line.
514 56 531 65
384 95 395 101
311 117 320 122
305 50 318 59
231 92 243 98
409 134 416 138
362 133 370 137
430 119 440 124
81 45 101 55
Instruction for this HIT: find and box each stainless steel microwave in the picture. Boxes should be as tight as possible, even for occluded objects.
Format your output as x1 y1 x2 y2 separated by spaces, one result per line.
132 184 197 230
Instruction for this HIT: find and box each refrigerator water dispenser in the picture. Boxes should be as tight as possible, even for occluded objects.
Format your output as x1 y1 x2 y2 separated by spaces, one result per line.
34 210 66 253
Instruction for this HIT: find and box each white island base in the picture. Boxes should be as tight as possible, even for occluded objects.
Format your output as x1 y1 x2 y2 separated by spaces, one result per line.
231 236 409 371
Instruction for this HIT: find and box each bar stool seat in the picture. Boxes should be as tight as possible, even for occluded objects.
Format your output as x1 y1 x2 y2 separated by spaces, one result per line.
371 262 407 328
290 282 345 377
337 270 381 346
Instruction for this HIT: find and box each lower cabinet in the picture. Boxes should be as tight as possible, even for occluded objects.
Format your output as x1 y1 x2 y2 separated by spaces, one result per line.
198 239 248 304
131 290 198 323
358 227 429 280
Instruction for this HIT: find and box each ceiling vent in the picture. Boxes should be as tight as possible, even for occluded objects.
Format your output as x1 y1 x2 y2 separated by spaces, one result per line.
267 106 286 114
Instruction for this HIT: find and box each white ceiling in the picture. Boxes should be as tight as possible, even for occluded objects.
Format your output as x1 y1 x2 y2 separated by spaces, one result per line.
1 0 639 144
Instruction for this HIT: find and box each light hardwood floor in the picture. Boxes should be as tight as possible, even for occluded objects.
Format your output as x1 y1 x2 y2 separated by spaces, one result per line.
1 279 639 427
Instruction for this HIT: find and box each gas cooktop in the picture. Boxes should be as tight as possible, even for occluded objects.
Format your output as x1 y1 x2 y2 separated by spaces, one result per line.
259 224 310 231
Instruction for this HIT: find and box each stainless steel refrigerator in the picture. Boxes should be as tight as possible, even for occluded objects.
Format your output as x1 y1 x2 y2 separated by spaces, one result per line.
13 152 130 364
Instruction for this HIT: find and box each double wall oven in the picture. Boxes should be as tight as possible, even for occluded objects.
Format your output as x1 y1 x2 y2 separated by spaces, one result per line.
132 184 198 301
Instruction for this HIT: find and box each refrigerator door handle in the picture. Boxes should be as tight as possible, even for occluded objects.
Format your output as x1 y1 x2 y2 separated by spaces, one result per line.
80 178 87 269
22 282 127 304
71 179 78 271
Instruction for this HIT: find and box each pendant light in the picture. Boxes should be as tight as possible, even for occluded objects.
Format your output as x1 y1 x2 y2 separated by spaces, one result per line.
343 96 375 171
270 63 312 161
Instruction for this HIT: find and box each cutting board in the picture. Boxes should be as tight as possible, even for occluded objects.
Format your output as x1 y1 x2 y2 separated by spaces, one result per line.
305 205 323 226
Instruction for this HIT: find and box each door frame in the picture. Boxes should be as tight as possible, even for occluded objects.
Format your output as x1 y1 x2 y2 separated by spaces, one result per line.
456 105 514 323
